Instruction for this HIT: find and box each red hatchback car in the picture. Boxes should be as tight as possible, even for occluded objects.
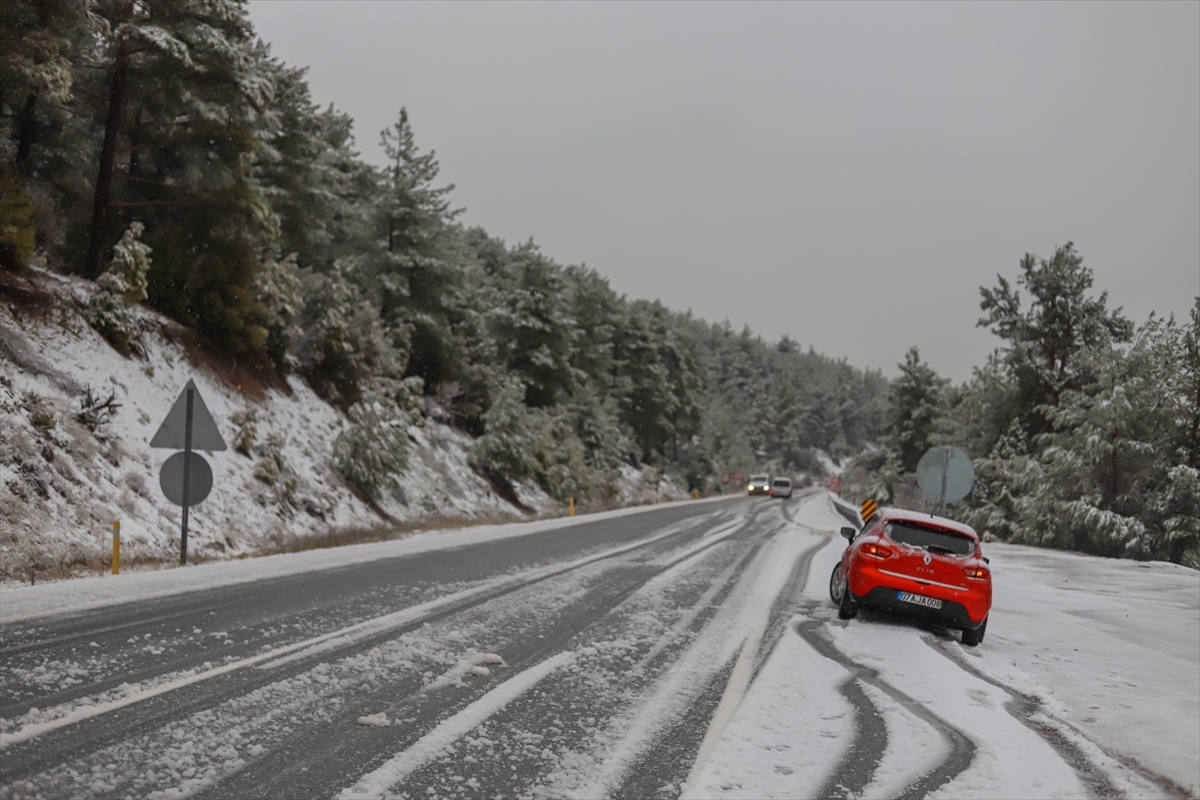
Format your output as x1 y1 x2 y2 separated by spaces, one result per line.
829 507 992 646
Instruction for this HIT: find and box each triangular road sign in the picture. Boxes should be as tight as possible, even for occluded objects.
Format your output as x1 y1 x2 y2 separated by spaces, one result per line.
150 379 227 451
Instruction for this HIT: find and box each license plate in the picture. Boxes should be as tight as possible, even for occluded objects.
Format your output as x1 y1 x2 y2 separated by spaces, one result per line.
897 590 942 610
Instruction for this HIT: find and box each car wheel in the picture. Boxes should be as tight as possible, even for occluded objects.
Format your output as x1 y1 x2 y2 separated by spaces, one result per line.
837 582 858 620
829 563 844 604
961 616 988 647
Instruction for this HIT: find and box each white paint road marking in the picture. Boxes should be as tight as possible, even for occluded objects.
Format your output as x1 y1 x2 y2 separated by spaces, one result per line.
335 651 576 799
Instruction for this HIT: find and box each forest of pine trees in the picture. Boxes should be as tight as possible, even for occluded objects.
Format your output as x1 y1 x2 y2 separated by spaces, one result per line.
0 0 887 507
2 2 1195 565
850 246 1200 566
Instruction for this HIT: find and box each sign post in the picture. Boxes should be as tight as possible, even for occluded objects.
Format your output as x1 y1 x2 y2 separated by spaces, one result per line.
916 445 975 517
180 386 194 565
151 380 226 565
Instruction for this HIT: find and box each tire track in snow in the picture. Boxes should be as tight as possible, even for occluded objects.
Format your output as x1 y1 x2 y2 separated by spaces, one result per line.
614 520 825 799
793 609 976 800
343 506 786 800
0 508 750 785
926 637 1190 800
298 508 780 800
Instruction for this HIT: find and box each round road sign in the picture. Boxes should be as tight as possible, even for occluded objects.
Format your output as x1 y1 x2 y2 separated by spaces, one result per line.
159 451 213 507
916 445 975 505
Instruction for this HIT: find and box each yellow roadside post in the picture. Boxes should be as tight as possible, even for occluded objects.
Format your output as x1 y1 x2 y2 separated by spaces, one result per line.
692 489 699 500
112 521 120 575
569 496 575 517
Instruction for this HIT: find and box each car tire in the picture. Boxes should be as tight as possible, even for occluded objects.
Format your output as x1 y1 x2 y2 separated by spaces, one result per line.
829 563 844 604
837 582 858 620
961 616 988 647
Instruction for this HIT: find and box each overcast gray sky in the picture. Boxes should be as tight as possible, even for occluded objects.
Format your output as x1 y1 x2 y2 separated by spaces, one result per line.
249 1 1199 382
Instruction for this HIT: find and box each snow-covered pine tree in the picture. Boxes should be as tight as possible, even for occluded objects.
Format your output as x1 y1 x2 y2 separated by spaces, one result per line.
887 346 949 472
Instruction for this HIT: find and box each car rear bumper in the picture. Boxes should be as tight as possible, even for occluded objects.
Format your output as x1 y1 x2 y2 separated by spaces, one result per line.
852 586 986 630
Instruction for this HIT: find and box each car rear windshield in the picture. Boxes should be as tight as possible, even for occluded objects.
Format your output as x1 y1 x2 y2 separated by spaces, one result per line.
885 522 975 556
773 479 790 487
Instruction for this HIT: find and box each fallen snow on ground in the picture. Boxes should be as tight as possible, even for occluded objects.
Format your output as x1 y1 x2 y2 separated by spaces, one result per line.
979 543 1200 795
0 269 694 583
688 495 1200 798
681 628 853 799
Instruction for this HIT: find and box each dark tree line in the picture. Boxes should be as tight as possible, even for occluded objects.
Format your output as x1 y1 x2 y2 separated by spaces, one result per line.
1 0 887 505
854 244 1200 566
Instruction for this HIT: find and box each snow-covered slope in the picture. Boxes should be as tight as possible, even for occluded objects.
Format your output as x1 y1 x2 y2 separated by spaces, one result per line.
0 270 683 582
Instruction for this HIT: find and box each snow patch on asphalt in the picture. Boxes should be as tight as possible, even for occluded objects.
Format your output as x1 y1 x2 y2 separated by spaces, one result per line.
336 651 575 799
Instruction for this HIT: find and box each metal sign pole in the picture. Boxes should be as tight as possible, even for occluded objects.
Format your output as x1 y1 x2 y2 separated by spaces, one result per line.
938 447 950 517
180 387 194 565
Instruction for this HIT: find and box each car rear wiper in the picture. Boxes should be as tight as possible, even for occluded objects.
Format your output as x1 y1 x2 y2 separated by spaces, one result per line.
925 544 957 555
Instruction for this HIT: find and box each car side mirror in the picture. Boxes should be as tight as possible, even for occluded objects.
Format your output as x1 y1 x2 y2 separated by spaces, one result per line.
840 526 856 541
983 556 990 564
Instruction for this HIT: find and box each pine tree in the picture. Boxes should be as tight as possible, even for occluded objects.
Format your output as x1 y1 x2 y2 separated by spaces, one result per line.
888 346 948 472
72 0 278 355
978 242 1133 439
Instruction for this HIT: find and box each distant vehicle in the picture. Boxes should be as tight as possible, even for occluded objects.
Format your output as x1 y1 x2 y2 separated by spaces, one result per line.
747 474 771 496
770 477 793 498
829 507 992 646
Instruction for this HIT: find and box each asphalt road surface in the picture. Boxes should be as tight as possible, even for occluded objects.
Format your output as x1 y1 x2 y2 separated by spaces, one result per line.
0 493 1152 799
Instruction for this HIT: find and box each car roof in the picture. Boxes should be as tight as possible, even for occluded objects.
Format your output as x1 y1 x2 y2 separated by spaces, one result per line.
773 477 790 482
878 507 980 541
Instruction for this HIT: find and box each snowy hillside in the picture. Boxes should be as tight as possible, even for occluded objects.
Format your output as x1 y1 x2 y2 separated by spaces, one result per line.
0 269 687 582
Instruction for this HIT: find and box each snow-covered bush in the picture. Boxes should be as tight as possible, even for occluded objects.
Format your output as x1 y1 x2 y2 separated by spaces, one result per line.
87 222 152 351
472 379 620 504
471 379 545 484
22 391 55 432
231 409 259 456
333 394 413 497
86 292 136 352
254 253 304 365
253 433 284 485
97 222 151 303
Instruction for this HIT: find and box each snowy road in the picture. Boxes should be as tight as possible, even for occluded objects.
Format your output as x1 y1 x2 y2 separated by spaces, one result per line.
1 493 1196 799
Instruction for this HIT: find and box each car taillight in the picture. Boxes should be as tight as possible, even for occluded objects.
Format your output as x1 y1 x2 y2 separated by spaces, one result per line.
862 543 894 559
963 566 990 581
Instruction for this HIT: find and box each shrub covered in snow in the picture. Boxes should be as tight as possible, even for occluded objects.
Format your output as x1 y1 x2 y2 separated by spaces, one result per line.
333 394 414 497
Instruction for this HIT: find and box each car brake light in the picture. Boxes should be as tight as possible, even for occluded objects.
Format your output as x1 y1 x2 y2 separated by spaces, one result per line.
963 566 990 581
862 543 894 559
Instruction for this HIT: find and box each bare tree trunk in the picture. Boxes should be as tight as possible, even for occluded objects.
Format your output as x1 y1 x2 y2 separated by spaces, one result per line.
15 91 38 169
83 3 133 280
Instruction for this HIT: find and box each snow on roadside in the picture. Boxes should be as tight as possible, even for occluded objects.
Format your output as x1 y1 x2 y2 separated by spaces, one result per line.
789 490 855 535
689 493 1199 799
976 542 1200 796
